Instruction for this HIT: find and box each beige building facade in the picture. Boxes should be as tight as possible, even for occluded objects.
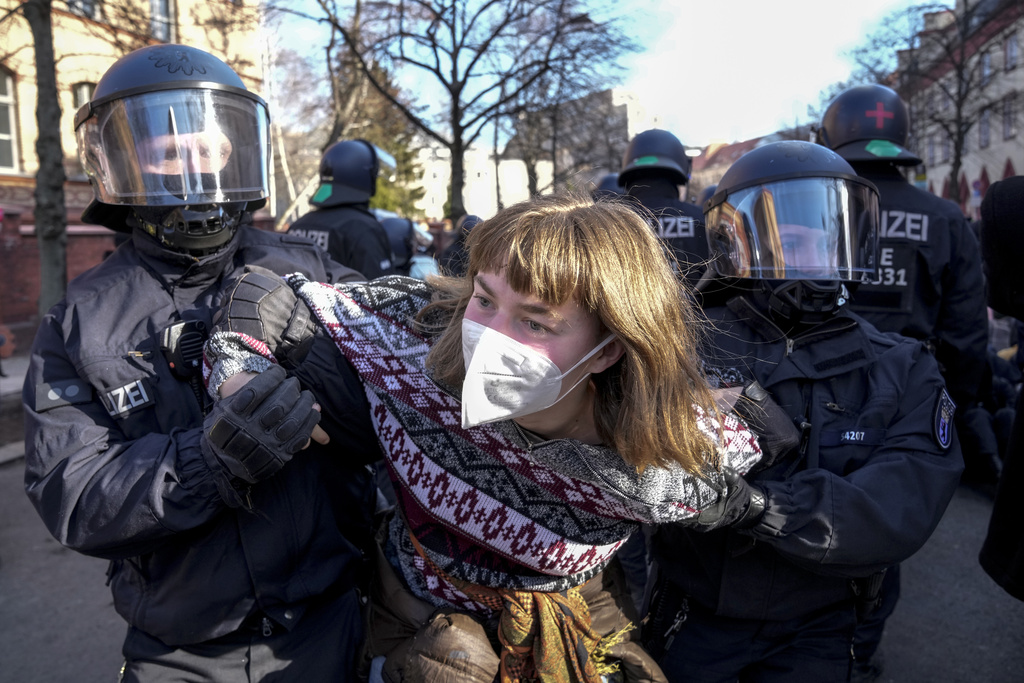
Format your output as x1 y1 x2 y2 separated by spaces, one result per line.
0 0 265 215
899 0 1024 218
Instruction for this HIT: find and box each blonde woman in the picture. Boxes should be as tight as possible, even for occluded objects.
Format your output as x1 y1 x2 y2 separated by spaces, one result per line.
204 192 765 682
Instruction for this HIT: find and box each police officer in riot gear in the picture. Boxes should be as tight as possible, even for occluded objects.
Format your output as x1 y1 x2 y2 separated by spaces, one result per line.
819 84 989 479
287 139 396 279
646 141 964 682
381 216 417 277
619 129 707 286
820 84 990 680
22 44 375 681
382 216 440 279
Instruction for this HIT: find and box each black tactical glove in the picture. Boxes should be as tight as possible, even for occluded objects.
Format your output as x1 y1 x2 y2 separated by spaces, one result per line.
693 468 767 532
731 381 801 472
201 364 321 486
214 266 318 367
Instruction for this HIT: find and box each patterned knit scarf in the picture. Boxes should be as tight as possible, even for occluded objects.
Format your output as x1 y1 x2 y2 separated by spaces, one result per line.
289 275 651 595
204 273 762 680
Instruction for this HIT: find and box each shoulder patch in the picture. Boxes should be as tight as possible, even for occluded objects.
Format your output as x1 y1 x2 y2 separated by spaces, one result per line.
35 379 93 412
933 388 956 450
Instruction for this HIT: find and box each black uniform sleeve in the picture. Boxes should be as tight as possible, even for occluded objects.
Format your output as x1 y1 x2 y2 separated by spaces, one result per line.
319 249 367 285
747 346 964 577
980 176 1024 320
288 334 382 466
934 213 988 406
22 306 229 560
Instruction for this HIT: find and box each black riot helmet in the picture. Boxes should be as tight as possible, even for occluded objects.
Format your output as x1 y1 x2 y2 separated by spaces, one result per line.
592 172 624 199
75 44 271 255
818 84 922 166
381 217 416 274
619 129 691 187
455 213 483 234
697 184 718 211
704 140 880 325
311 139 396 208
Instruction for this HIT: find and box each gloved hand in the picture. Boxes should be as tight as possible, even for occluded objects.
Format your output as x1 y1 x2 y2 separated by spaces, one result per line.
693 468 767 532
731 380 801 472
202 365 321 485
214 266 318 367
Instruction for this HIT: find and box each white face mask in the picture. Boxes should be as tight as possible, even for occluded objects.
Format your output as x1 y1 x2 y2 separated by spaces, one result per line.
460 318 616 428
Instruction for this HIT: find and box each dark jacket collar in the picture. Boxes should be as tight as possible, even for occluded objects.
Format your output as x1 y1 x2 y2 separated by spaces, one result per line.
130 228 242 290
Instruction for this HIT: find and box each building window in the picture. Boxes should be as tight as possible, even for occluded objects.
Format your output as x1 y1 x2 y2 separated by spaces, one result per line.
927 134 936 167
1005 93 1018 139
926 91 936 116
150 0 173 42
941 82 951 112
941 133 951 163
0 70 18 172
71 82 95 111
979 108 991 148
66 0 98 19
1007 32 1019 71
981 51 992 86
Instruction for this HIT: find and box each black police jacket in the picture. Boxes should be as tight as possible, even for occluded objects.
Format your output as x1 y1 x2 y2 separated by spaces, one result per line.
22 226 379 646
626 179 708 287
653 293 964 621
847 165 987 407
287 203 395 280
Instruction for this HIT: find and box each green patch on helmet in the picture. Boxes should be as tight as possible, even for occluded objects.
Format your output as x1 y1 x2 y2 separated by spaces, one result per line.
312 184 333 204
633 155 660 166
865 140 904 158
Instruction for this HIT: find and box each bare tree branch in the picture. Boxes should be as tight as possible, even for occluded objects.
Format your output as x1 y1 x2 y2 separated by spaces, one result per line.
302 0 636 218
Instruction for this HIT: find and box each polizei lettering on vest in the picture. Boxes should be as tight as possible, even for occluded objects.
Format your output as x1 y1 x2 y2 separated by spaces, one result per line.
880 211 928 241
289 228 330 251
658 216 695 239
105 380 152 417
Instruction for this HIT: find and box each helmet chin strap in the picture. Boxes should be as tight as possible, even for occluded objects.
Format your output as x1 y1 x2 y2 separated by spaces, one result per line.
760 279 849 327
130 204 246 256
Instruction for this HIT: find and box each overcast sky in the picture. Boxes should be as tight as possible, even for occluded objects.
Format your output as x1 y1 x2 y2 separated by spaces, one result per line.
618 0 935 146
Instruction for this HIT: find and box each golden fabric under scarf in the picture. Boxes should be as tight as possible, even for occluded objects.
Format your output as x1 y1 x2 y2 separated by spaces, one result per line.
408 531 622 683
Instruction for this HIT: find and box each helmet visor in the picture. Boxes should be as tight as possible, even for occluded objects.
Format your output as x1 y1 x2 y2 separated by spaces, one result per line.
77 88 269 206
706 177 878 280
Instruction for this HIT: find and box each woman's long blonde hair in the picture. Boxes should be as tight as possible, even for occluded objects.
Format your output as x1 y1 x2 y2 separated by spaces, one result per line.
419 191 717 475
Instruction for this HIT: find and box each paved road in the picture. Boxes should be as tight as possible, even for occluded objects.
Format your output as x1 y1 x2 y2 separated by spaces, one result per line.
0 456 125 683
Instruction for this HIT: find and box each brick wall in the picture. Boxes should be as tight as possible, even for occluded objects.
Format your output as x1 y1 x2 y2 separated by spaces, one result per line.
0 204 117 332
0 203 279 336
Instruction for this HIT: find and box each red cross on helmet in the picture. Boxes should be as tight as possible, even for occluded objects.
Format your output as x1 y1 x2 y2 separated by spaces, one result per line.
818 84 922 166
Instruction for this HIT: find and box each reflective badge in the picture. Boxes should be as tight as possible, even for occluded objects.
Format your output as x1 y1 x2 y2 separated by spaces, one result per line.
35 379 93 412
933 388 956 450
101 379 155 419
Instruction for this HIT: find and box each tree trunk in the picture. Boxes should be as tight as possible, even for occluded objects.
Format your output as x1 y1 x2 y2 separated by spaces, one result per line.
549 107 559 191
449 137 466 220
24 0 67 317
526 159 539 197
493 119 503 212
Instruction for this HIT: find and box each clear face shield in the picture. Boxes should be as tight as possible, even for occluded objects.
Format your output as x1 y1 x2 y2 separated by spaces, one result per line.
76 88 270 207
705 177 879 282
